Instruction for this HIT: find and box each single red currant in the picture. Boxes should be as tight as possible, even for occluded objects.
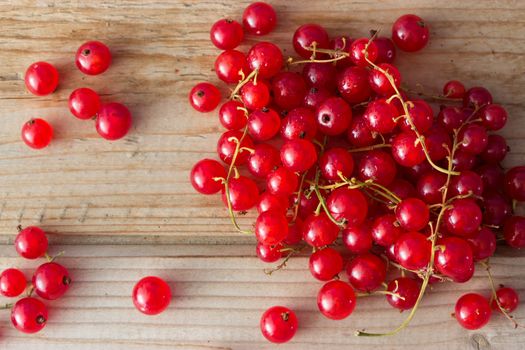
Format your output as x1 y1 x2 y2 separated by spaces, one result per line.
189 82 222 112
374 37 397 64
416 171 447 204
256 242 283 263
394 231 431 270
219 100 247 130
260 306 298 343
455 293 491 330
480 104 507 131
391 131 425 167
327 188 368 226
395 197 429 231
96 102 132 140
210 19 244 50
309 247 344 281
391 14 429 52
21 118 53 149
316 97 352 136
480 134 508 164
216 130 254 165
255 210 289 245
482 191 511 226
69 88 101 120
32 262 71 300
293 23 330 59
363 98 398 134
343 223 373 254
503 216 525 249
248 107 280 141
272 72 308 110
190 159 226 194
75 41 111 75
302 62 337 89
492 287 519 313
280 139 317 172
458 124 488 155
443 80 466 98
132 276 171 315
222 176 259 211
463 87 493 109
449 170 483 198
215 50 249 84
280 107 318 140
319 147 354 181
467 227 497 261
317 280 356 320
15 226 48 259
304 86 332 110
346 253 386 292
0 268 26 297
443 198 482 237
435 237 474 283
267 167 298 197
504 166 525 201
248 143 281 178
358 150 398 186
337 66 371 105
11 297 48 334
371 214 403 247
257 192 288 214
349 38 378 67
246 42 283 78
302 212 340 248
369 63 401 96
242 2 277 35
24 62 59 96
347 114 378 147
386 277 421 310
241 80 270 110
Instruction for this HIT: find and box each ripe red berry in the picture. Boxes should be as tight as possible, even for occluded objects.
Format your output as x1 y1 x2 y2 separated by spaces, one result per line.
21 118 53 149
246 42 283 78
215 50 249 84
24 62 59 96
222 176 259 211
256 242 283 263
346 253 386 292
15 226 48 260
218 100 247 130
190 159 227 194
69 88 101 120
481 134 508 164
319 147 354 181
347 115 378 147
391 14 429 52
386 277 421 310
132 276 171 315
248 143 281 178
281 107 318 140
210 19 244 50
241 80 270 110
369 63 401 96
374 37 397 64
242 2 277 35
391 131 425 167
435 237 474 283
503 216 525 249
309 247 344 281
463 87 493 109
504 166 525 201
454 293 491 330
11 297 48 334
443 198 482 238
304 86 332 110
349 38 378 67
449 170 483 198
271 72 308 110
480 104 507 131
248 107 280 141
491 287 519 313
371 214 403 247
216 130 254 165
280 139 318 172
358 150 397 186
266 167 298 197
467 227 497 261
394 231 431 270
443 80 466 98
401 100 433 133
327 188 368 226
317 280 356 320
458 124 488 155
255 210 289 245
337 66 371 105
363 98 398 134
75 41 111 75
395 197 429 231
293 23 330 59
0 268 26 297
260 306 298 343
316 97 352 136
343 223 373 254
257 192 288 214
302 212 340 248
32 262 71 300
96 102 132 140
482 191 511 227
189 82 222 112
303 62 337 89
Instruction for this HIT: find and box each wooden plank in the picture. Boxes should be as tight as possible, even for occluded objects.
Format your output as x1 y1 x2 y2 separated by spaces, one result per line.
0 244 524 349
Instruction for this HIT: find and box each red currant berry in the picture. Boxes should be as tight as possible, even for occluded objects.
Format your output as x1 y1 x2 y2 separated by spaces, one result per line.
248 143 281 178
319 147 354 181
0 268 26 297
437 106 468 132
395 198 429 231
329 35 354 67
210 19 243 50
304 86 332 110
463 87 493 109
449 170 483 198
189 82 221 112
480 134 508 164
132 276 171 315
452 150 478 171
285 220 304 245
215 50 249 84
32 262 71 300
346 253 386 292
391 131 425 167
458 124 488 155
222 176 259 211
401 100 433 133
11 297 47 334
389 178 417 200
343 223 373 254
435 237 474 283
444 198 482 237
15 226 48 260
416 171 446 204
371 214 403 247
317 280 356 320
327 188 368 226
504 166 525 201
257 192 288 214
309 247 344 281
21 118 53 149
280 139 317 172
443 80 466 98
242 2 277 35
255 210 289 245
467 227 496 261
272 72 308 110
303 212 340 248
482 191 511 227
69 88 101 120
425 125 452 162
260 306 297 343
293 23 330 59
24 62 59 96
369 63 401 96
256 242 283 263
190 159 226 194
219 100 247 130
374 37 397 64
349 38 378 67
96 102 132 141
394 231 431 270
337 66 372 105
248 107 280 141
347 114 378 147
241 80 270 110
492 287 519 313
358 150 397 186
386 277 421 310
480 104 507 131
455 293 491 330
216 130 254 165
75 41 111 75
281 107 318 141
478 164 505 190
291 191 319 221
247 42 283 78
363 98 398 134
267 167 298 197
503 216 525 249
391 14 429 52
303 62 337 89
316 97 352 136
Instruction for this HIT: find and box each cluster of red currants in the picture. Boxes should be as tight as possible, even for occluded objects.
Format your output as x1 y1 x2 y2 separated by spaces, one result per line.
0 226 71 334
22 41 132 149
188 2 524 343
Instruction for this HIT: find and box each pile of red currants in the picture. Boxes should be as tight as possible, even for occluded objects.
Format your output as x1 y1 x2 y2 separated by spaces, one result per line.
189 2 525 343
0 226 71 334
22 41 132 149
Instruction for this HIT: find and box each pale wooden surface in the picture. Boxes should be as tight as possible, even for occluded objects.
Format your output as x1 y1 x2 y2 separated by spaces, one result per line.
0 0 524 349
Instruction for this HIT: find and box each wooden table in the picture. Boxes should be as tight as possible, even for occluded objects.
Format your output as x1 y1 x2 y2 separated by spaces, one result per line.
0 1 524 349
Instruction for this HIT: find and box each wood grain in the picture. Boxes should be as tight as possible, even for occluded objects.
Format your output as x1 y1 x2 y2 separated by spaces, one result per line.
0 0 524 349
